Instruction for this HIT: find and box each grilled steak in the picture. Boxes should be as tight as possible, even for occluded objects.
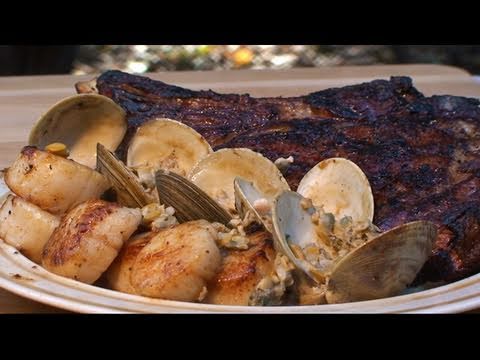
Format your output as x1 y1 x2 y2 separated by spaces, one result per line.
78 70 480 284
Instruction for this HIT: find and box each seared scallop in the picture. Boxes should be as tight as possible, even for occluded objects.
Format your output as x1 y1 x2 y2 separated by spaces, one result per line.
130 220 222 302
42 199 142 284
105 232 156 294
205 231 276 306
5 146 110 215
0 194 60 263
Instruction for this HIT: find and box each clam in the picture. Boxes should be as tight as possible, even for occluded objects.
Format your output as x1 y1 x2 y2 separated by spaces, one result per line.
271 190 437 303
127 118 212 187
234 177 273 231
325 221 437 303
188 148 290 215
96 143 154 208
29 94 127 168
155 170 232 226
271 191 330 284
297 157 374 223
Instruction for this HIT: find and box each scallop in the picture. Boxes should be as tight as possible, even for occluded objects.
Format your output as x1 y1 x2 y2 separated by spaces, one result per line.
105 232 156 294
5 147 110 215
0 170 10 206
130 220 222 302
0 194 60 263
29 94 127 168
297 158 374 223
41 199 142 284
188 148 290 215
127 118 212 186
205 231 276 306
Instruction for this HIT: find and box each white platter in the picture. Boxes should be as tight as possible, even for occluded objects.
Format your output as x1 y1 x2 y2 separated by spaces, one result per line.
2 65 480 313
1 236 480 313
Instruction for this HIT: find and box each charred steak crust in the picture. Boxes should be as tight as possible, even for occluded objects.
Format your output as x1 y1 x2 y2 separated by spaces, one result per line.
88 70 480 284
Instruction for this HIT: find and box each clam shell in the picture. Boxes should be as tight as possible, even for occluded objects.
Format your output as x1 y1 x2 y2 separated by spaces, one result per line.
188 148 290 215
29 94 127 169
271 191 327 284
233 177 272 231
297 158 374 223
325 220 437 304
96 143 153 208
155 170 232 226
127 118 212 179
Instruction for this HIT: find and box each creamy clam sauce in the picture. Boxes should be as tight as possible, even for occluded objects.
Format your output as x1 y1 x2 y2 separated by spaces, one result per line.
299 198 380 273
249 253 295 306
141 203 179 230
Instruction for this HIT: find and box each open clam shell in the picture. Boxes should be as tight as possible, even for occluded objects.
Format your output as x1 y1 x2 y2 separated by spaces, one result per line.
29 94 127 169
188 148 290 215
325 220 437 304
127 118 212 184
271 191 328 284
96 143 154 208
234 177 273 231
297 158 374 223
155 170 232 226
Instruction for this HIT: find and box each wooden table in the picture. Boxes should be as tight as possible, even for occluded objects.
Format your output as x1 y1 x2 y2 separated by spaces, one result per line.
1 64 480 313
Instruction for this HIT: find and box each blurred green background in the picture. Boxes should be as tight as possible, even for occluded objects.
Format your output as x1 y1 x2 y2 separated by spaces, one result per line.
1 45 480 76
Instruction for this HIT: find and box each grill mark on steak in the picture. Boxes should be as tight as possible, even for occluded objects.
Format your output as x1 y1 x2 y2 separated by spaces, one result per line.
84 69 480 284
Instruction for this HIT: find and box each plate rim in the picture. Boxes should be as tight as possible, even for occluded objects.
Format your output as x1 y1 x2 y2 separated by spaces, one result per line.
1 239 480 313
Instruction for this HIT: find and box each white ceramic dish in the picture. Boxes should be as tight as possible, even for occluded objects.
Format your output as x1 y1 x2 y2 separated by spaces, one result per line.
2 66 480 313
1 238 480 313
3 172 478 313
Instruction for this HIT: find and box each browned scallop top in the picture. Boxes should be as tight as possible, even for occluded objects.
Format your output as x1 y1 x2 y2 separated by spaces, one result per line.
119 233 156 267
42 199 120 266
19 145 72 164
133 221 212 279
20 145 38 159
210 232 274 289
141 241 189 278
8 146 77 182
